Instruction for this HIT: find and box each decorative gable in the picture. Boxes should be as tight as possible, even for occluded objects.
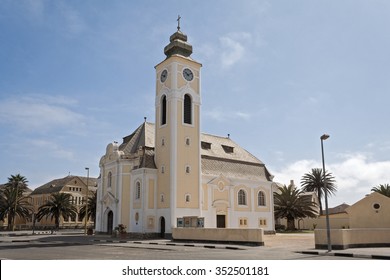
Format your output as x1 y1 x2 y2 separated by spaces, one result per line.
207 174 232 192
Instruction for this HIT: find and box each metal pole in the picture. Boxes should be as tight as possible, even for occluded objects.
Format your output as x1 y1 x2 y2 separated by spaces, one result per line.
84 167 89 235
321 134 331 252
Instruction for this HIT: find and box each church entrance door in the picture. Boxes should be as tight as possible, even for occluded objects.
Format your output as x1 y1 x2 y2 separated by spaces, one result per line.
160 217 165 238
107 211 113 234
216 215 226 228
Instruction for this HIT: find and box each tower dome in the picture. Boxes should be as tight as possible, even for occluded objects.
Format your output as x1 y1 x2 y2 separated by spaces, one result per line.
163 17 193 58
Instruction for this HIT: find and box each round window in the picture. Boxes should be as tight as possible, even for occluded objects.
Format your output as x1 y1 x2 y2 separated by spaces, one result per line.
373 203 381 210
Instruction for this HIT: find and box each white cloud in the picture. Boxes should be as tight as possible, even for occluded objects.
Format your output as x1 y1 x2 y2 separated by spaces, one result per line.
235 111 251 120
219 32 252 68
30 139 75 161
203 107 252 122
0 94 85 131
331 153 390 190
272 153 390 207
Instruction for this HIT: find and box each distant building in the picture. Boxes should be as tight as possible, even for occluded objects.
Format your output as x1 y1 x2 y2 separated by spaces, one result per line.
30 175 97 229
315 192 390 249
346 192 390 228
95 26 279 236
327 203 350 215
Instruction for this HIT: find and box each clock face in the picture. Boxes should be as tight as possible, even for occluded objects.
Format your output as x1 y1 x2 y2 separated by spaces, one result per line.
183 68 194 81
160 69 168 83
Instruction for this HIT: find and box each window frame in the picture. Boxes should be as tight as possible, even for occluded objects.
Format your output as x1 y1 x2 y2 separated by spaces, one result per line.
258 190 266 206
238 189 247 206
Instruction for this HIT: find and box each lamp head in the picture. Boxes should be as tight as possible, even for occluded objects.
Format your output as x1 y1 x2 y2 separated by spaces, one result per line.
321 134 330 140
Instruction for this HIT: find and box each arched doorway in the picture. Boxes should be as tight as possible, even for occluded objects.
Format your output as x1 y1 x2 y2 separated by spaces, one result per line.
107 211 113 235
160 216 165 238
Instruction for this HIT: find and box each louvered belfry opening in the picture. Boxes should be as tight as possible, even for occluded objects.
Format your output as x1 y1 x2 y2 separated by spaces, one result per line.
161 95 167 125
184 94 192 124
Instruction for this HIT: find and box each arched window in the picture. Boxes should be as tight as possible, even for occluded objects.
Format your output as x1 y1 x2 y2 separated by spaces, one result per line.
107 172 112 188
258 191 266 206
184 94 192 124
161 95 167 125
238 189 247 205
135 181 141 200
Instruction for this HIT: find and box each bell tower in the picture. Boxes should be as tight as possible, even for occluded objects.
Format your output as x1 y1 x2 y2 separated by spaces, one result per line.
155 18 202 230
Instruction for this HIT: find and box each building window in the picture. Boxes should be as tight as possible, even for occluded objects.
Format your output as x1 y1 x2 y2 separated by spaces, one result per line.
185 165 191 174
222 145 234 153
135 181 141 200
108 172 112 188
161 166 165 174
239 218 248 227
161 95 167 125
160 194 165 203
258 191 266 206
238 189 247 206
184 94 192 124
201 141 211 150
185 194 190 203
185 137 190 146
259 219 267 227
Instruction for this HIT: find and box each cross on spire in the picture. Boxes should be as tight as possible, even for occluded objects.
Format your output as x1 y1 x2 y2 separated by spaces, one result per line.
177 15 181 31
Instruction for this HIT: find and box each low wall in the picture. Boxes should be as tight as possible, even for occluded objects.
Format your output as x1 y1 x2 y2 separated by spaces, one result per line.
172 228 264 246
315 228 390 250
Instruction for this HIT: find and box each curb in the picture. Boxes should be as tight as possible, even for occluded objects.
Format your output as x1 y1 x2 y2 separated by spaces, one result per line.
0 231 74 237
298 250 390 260
94 239 243 250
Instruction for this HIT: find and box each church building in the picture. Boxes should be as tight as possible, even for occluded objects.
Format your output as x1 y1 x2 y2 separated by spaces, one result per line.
95 23 277 236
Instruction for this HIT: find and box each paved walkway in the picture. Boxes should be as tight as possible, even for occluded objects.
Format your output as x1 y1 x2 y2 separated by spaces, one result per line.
1 231 390 259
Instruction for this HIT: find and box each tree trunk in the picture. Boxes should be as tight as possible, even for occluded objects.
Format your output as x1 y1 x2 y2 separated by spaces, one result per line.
287 218 295 231
55 216 60 230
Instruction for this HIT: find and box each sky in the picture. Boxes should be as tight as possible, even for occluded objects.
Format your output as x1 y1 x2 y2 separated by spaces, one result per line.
1 0 390 207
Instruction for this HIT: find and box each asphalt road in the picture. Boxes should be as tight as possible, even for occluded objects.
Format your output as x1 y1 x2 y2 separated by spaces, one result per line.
0 233 359 260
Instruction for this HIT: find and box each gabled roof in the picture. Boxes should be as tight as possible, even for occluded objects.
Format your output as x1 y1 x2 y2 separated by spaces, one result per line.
119 122 155 154
200 133 264 165
117 122 272 181
346 192 390 213
328 203 350 215
31 175 97 195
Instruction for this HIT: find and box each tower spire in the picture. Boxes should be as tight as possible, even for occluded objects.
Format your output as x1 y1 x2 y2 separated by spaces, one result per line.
163 16 192 58
177 15 181 31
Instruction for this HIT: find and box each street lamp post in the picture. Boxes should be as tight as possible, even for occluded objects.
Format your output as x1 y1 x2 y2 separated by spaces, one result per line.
84 167 89 235
320 134 331 252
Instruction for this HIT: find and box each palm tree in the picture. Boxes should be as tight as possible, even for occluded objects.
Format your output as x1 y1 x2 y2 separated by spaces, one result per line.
301 168 337 215
79 191 97 227
36 193 77 230
274 184 318 231
371 184 390 197
0 174 32 230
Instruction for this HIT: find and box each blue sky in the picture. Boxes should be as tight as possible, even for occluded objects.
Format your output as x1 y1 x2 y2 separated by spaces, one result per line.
1 0 390 207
